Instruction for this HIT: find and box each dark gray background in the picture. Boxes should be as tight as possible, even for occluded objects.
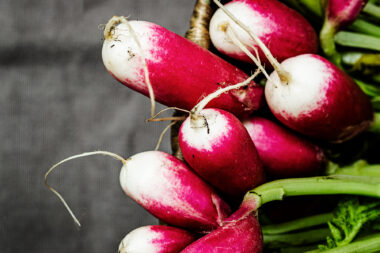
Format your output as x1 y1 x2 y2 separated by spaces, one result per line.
0 0 197 252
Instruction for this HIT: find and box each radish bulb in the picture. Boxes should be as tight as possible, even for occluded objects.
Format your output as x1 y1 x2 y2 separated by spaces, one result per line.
181 213 263 253
178 71 265 199
209 0 318 66
213 0 373 142
118 225 196 253
45 151 231 233
102 16 263 118
243 117 327 178
320 0 368 63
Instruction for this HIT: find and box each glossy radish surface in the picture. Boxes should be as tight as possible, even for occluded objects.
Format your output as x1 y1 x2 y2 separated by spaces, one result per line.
118 225 196 253
119 151 231 233
102 17 263 118
209 0 318 66
265 54 373 142
179 108 265 198
243 117 327 178
181 213 263 253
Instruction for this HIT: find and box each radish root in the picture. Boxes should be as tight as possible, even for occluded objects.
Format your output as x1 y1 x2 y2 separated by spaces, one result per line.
225 25 272 83
213 0 291 84
155 121 179 151
104 16 156 117
190 68 261 128
147 107 191 122
44 151 127 227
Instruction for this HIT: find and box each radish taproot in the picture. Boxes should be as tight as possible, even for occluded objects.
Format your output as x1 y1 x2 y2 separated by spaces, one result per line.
181 213 263 253
177 71 265 199
243 116 327 178
212 0 373 142
102 16 263 118
118 225 197 253
209 0 318 66
45 151 231 233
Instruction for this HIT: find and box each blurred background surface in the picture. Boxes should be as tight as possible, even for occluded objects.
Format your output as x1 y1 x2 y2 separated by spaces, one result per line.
0 0 196 252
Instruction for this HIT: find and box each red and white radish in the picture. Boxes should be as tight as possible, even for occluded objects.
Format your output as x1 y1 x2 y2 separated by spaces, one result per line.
120 151 231 233
177 72 265 199
320 0 368 61
265 54 373 142
179 108 265 198
118 225 197 253
102 16 263 118
209 0 318 66
181 213 263 253
212 0 374 142
45 150 231 233
243 117 327 178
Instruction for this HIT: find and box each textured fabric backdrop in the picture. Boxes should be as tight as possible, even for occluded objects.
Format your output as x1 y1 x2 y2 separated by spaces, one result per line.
0 1 196 252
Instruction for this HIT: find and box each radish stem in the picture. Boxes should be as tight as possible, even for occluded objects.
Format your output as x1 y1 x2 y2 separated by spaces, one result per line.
45 151 127 227
334 31 380 51
349 19 380 38
306 233 380 253
262 213 333 235
264 228 331 247
363 2 380 19
213 0 291 84
242 175 380 213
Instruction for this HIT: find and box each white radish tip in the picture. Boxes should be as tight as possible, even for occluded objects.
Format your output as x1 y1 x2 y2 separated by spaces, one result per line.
104 16 127 41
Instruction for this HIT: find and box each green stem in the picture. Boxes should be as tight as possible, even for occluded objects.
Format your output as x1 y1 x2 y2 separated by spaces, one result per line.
262 213 333 235
320 20 341 65
335 31 380 51
328 160 380 177
246 175 380 210
369 112 380 134
349 19 380 38
306 233 380 253
341 52 380 67
363 2 380 19
264 228 331 248
281 0 323 17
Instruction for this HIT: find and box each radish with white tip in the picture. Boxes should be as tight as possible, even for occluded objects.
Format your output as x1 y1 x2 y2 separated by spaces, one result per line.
118 225 197 253
178 70 265 199
209 0 318 67
102 16 263 118
45 151 231 233
213 0 374 143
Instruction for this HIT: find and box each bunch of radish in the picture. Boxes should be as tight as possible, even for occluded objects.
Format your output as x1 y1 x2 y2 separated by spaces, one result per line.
46 0 380 252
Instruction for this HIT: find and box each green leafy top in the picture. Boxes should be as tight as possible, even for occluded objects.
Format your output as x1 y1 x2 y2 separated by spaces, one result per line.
319 197 380 250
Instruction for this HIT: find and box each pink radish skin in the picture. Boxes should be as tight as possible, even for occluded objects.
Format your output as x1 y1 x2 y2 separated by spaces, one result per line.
265 54 373 142
179 108 265 198
102 18 264 118
118 225 197 253
181 213 263 253
209 0 318 66
119 151 231 233
243 117 327 178
326 0 368 29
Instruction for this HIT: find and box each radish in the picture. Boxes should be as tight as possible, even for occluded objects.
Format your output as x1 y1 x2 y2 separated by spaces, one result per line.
243 117 327 178
177 71 265 199
102 16 264 118
264 54 373 142
45 150 231 233
320 0 368 63
212 0 373 142
209 0 318 66
181 213 263 253
118 225 197 253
